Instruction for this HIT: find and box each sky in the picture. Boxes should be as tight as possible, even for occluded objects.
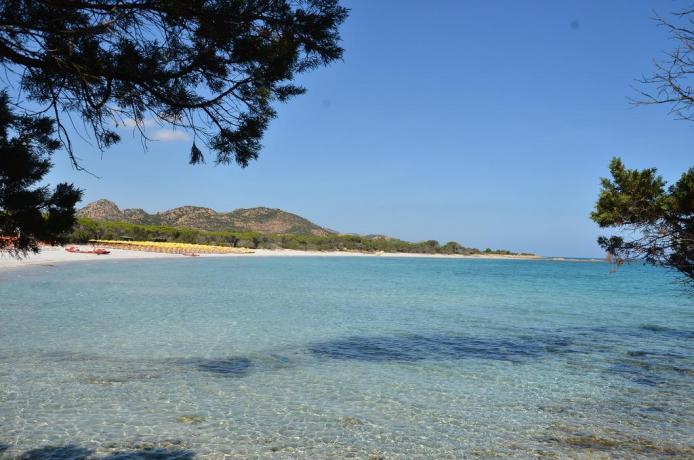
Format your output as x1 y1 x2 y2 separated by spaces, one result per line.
44 0 694 257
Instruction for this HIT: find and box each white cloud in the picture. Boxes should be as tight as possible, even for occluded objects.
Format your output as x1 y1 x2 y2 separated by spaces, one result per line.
115 117 190 142
151 129 190 142
120 117 155 128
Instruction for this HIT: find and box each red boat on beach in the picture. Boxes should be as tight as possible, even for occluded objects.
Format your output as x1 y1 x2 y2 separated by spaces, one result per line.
66 246 110 255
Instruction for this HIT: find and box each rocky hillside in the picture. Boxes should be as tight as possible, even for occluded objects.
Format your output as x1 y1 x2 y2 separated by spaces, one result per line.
77 199 334 236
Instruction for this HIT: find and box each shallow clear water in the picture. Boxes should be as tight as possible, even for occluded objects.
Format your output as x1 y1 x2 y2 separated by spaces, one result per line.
0 257 692 459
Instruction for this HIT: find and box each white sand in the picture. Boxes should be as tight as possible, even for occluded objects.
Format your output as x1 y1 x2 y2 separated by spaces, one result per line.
0 245 541 271
0 245 181 270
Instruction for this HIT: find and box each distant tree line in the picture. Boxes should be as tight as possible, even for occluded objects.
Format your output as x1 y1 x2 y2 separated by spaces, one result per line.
70 218 531 256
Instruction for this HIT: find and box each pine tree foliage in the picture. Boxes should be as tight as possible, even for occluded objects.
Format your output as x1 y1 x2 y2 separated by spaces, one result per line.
0 0 348 167
0 92 82 255
592 158 694 285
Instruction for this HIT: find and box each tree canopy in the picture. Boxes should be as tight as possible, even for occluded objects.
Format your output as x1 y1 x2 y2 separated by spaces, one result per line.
592 6 694 287
0 0 348 168
592 158 693 285
0 92 82 255
0 0 347 254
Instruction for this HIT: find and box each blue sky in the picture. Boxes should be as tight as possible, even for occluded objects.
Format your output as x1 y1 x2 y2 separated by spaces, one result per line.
45 0 693 257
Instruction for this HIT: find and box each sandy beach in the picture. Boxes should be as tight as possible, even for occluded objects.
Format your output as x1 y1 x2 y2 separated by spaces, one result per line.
0 245 542 271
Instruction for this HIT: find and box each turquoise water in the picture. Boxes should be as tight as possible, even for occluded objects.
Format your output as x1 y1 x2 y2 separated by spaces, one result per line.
0 257 692 459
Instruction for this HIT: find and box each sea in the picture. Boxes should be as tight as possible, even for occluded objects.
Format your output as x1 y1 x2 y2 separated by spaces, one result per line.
0 257 692 459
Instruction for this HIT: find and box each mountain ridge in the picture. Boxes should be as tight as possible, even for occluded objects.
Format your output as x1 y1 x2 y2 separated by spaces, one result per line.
77 199 335 236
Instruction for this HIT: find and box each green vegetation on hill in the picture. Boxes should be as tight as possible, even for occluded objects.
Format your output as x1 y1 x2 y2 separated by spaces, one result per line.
69 218 533 256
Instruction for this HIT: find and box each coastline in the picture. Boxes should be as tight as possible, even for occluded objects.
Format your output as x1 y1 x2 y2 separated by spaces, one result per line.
0 245 543 272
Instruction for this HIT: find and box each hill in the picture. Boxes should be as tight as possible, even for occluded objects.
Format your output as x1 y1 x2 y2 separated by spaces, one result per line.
77 199 334 237
74 199 535 256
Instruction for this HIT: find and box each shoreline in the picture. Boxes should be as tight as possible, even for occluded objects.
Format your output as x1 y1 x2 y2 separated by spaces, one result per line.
0 245 545 271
